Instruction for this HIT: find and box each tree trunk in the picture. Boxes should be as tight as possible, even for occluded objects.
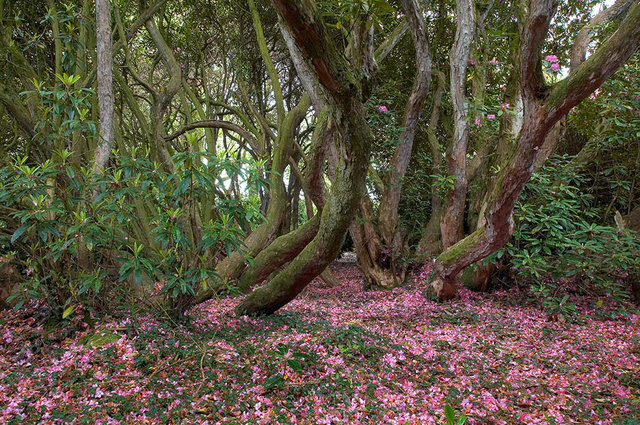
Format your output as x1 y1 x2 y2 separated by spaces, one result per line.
94 0 114 171
350 0 431 288
417 71 446 257
236 216 320 292
235 96 372 315
194 96 310 304
320 267 342 287
440 0 476 249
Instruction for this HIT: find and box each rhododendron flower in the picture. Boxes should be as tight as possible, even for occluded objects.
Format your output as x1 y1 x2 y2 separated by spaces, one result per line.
376 105 388 113
550 63 560 71
545 54 558 62
489 58 500 65
474 117 481 126
487 114 496 119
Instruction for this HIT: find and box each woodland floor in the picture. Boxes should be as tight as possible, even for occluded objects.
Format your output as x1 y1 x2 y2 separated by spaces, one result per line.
1 257 640 424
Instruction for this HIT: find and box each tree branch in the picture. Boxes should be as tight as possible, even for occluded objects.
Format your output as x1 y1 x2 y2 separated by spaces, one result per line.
163 120 262 155
375 21 409 63
570 0 635 71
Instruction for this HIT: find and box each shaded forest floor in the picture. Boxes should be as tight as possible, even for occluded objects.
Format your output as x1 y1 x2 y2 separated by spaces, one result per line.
1 258 640 424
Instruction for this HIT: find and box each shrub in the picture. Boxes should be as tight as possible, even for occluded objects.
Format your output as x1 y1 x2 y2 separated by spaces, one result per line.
0 149 266 318
489 156 640 310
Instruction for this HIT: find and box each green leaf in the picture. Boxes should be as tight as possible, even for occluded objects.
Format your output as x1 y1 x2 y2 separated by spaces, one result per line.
444 405 455 424
62 305 75 319
263 374 285 391
11 224 30 243
287 359 302 372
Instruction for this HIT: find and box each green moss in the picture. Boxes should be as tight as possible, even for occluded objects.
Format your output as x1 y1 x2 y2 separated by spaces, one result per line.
437 227 485 266
461 265 476 287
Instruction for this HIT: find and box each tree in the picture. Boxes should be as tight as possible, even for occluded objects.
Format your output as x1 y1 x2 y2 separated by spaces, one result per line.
349 0 432 289
1 0 639 317
431 0 640 299
234 0 376 315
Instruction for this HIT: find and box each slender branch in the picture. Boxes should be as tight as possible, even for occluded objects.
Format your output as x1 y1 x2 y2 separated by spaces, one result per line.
126 0 168 40
374 21 409 63
163 120 262 155
248 0 286 123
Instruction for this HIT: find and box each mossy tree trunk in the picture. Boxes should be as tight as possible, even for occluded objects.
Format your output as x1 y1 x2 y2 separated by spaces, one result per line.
432 0 640 300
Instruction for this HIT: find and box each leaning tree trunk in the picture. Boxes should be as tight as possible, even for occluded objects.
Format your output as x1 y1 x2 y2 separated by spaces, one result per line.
235 97 372 315
234 0 374 315
236 215 320 293
432 0 640 300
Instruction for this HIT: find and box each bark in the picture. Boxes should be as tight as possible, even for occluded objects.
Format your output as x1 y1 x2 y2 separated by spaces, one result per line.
432 0 640 300
378 0 432 251
623 206 640 232
570 0 635 71
374 21 409 63
350 198 390 288
320 267 342 287
440 0 476 249
236 216 320 292
0 86 36 141
194 95 311 304
279 23 328 113
417 71 446 257
234 0 373 315
94 0 115 172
